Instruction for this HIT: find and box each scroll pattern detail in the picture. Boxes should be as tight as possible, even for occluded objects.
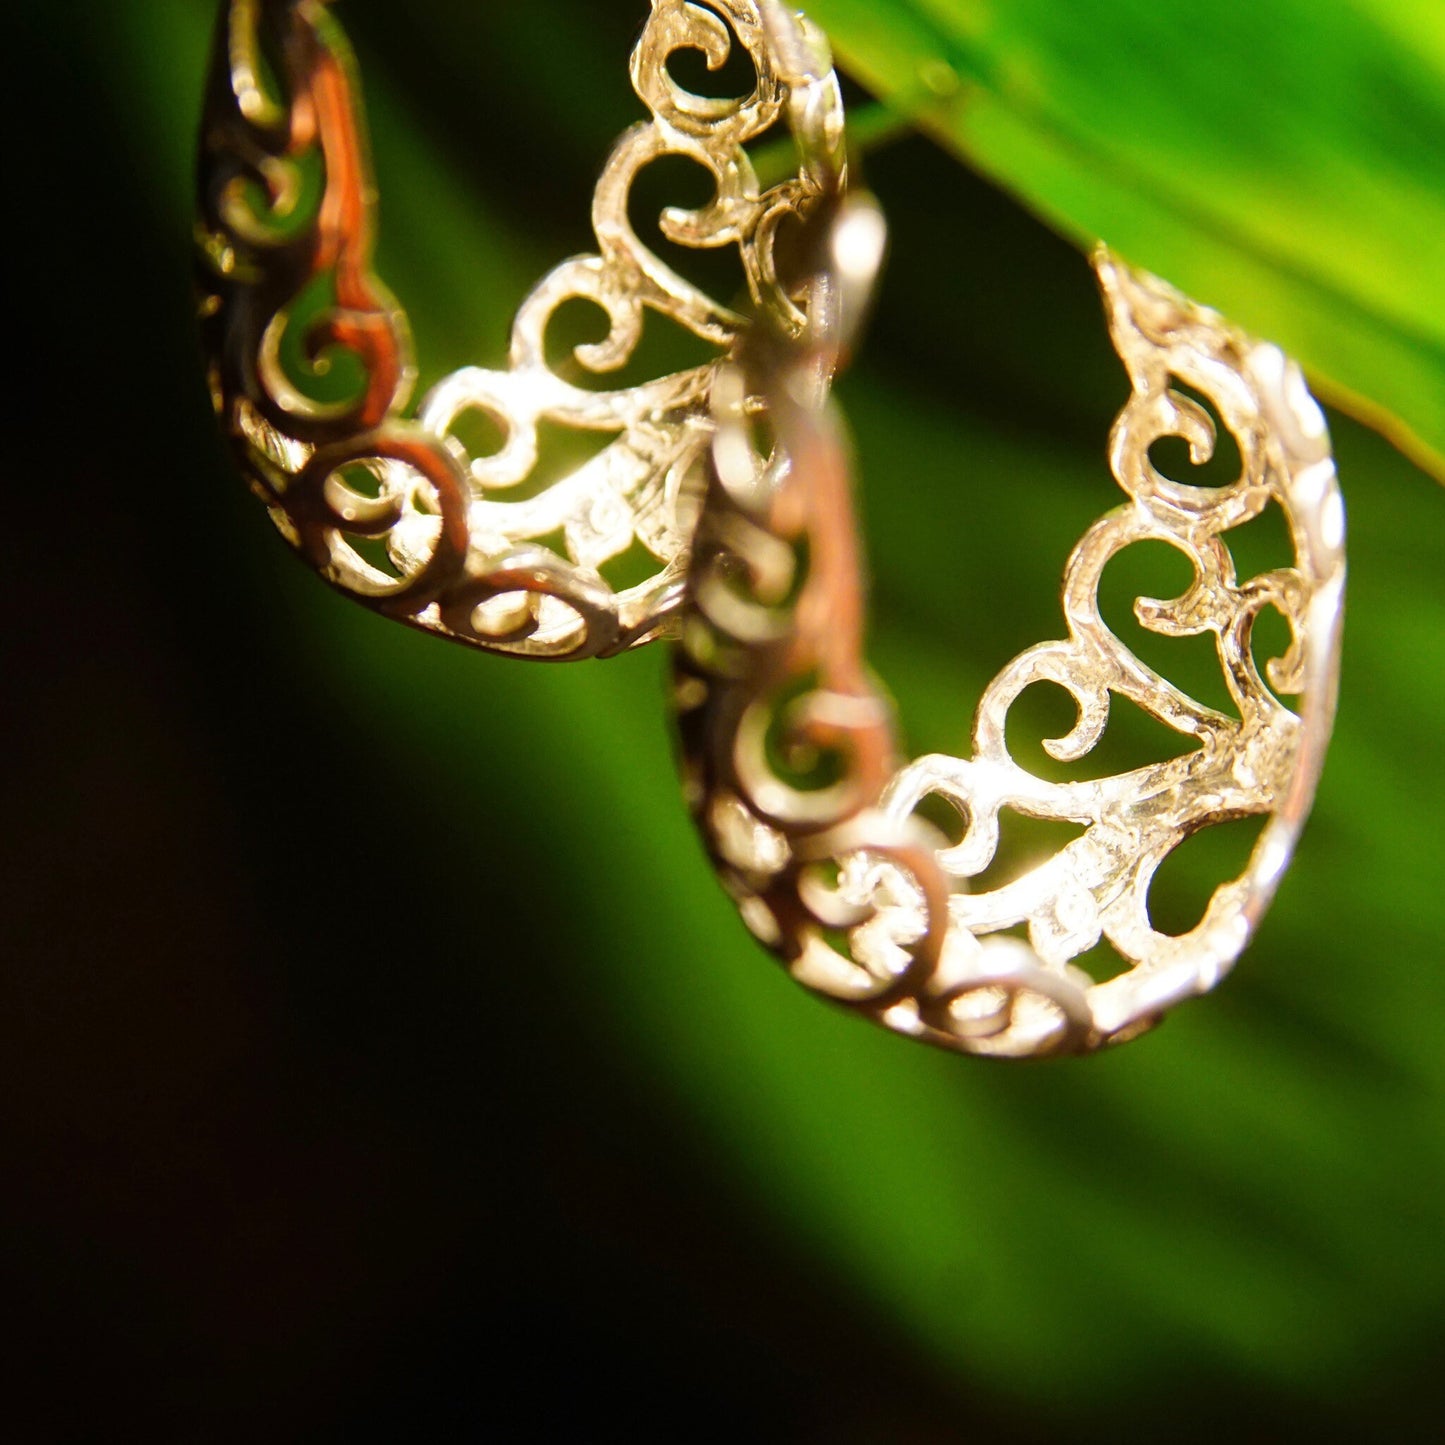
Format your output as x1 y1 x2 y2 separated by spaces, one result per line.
197 0 844 659
674 246 1345 1057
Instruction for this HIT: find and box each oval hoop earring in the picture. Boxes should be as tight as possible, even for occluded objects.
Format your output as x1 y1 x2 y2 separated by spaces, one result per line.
195 0 843 660
672 196 1346 1059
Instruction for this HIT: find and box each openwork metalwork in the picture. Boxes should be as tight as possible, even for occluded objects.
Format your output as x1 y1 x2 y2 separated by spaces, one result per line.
196 0 844 659
674 208 1346 1057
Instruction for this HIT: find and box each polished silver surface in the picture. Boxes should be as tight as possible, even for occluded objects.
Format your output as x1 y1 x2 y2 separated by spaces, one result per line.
674 204 1346 1057
197 0 844 659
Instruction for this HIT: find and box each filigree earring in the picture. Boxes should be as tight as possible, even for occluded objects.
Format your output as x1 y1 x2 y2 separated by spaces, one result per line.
195 0 843 660
672 195 1345 1058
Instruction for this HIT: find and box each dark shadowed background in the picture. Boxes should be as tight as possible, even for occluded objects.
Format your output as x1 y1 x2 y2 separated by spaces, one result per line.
6 1 1444 1439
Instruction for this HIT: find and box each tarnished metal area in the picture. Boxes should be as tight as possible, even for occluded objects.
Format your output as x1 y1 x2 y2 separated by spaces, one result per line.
674 208 1346 1057
196 0 844 659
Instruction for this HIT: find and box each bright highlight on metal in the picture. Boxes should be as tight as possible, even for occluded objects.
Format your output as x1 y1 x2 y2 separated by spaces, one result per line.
673 202 1346 1058
196 0 844 660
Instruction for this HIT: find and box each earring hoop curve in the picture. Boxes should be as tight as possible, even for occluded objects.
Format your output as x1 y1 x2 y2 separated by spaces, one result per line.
673 199 1346 1058
196 0 844 660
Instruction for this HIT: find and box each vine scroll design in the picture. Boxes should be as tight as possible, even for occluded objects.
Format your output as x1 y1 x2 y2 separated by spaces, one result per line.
196 0 844 659
674 242 1345 1057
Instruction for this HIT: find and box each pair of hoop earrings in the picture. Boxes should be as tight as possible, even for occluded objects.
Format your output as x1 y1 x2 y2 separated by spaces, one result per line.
196 0 1345 1058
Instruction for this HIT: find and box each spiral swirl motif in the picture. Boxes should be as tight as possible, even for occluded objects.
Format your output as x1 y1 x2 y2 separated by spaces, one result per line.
673 234 1345 1058
196 0 844 660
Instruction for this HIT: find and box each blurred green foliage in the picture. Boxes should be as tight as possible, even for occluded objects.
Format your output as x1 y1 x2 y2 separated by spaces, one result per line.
813 0 1445 479
48 0 1445 1433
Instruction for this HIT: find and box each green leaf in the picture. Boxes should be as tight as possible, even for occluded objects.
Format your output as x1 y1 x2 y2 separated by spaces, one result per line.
812 0 1445 479
64 0 1445 1429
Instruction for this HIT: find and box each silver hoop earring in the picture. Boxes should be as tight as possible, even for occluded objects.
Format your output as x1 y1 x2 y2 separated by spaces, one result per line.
196 0 844 660
672 196 1345 1058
